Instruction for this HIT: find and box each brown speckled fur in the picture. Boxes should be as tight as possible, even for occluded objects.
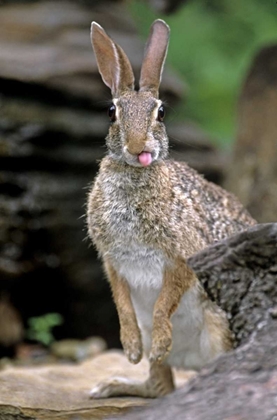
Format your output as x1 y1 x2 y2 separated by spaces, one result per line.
88 157 255 259
87 20 256 399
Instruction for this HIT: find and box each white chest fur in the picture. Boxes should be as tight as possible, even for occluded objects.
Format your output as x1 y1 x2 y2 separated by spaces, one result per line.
111 242 222 371
112 242 165 289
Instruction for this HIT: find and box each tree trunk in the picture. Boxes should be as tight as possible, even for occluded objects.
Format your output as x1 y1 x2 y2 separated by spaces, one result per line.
225 45 277 222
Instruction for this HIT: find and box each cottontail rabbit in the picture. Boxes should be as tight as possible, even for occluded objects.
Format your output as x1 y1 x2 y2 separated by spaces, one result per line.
87 19 256 398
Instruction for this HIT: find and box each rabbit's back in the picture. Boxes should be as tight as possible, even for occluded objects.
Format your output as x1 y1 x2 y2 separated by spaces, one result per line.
168 160 256 242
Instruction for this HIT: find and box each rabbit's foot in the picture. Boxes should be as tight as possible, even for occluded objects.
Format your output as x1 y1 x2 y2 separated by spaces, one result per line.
121 327 143 364
90 363 174 398
90 376 134 398
150 319 172 364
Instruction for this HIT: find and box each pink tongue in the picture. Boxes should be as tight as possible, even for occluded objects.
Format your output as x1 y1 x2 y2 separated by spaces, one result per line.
138 152 152 167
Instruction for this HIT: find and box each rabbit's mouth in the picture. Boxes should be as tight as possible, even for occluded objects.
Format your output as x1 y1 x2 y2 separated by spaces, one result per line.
122 146 159 168
138 152 152 167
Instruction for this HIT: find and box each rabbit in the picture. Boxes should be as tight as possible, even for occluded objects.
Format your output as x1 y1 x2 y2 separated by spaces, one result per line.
87 19 256 398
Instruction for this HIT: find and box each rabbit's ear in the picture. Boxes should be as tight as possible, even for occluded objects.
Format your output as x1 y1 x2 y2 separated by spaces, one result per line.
91 22 135 96
139 20 170 97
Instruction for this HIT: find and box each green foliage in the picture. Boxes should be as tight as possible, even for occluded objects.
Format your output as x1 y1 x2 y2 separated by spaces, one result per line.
26 313 63 346
130 0 277 146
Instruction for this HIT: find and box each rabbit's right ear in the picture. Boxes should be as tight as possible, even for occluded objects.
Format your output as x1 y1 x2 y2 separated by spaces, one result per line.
91 22 135 97
139 20 170 97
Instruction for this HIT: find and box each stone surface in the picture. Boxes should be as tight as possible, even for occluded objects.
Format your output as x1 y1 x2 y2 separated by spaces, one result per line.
50 336 107 361
0 350 194 419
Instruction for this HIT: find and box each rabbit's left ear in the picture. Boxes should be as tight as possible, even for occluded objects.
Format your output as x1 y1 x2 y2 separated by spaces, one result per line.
139 20 170 97
91 22 135 96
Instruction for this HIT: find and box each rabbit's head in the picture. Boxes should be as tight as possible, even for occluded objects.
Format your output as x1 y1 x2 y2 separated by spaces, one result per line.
91 20 170 167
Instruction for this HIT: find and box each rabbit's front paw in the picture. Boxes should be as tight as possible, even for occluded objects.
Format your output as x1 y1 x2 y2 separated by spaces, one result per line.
150 319 172 364
121 329 143 364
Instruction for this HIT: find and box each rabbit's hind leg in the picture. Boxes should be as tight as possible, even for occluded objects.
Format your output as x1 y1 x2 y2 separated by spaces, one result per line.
89 362 174 398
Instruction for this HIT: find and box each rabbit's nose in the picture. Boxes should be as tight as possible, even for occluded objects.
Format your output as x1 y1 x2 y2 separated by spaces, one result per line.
126 140 146 155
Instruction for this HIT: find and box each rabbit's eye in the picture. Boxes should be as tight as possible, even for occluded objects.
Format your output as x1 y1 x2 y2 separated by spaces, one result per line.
157 105 165 122
108 104 116 122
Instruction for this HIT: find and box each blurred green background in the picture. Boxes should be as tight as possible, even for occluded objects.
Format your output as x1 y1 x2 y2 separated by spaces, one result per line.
130 0 277 147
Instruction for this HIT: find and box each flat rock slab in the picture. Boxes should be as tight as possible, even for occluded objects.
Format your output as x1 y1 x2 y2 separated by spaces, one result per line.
0 350 194 419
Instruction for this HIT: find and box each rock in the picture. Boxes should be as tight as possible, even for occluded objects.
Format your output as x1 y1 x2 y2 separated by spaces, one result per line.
50 337 107 361
0 350 194 419
189 222 277 346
